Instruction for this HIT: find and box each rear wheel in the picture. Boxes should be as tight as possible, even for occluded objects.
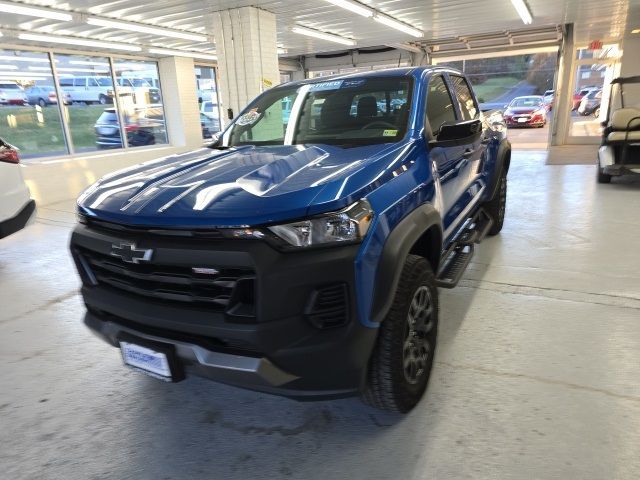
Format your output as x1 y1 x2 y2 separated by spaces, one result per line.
38 98 47 108
363 255 438 413
483 169 507 235
99 94 107 105
597 166 612 184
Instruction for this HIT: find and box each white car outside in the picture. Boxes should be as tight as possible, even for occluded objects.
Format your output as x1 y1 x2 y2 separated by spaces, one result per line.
0 82 28 105
0 139 35 239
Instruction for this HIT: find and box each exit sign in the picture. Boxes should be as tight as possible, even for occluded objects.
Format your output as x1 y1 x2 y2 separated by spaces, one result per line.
589 40 603 50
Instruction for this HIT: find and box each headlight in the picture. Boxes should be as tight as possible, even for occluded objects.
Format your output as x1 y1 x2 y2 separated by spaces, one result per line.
268 199 374 248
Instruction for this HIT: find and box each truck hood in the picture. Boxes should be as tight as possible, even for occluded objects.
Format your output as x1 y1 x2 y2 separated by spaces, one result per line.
78 142 416 227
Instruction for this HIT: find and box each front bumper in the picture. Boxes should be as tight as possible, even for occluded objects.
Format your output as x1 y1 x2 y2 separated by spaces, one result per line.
70 222 378 399
0 199 36 239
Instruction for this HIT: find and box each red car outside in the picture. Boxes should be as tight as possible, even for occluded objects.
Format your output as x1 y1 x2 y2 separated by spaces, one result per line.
503 96 547 128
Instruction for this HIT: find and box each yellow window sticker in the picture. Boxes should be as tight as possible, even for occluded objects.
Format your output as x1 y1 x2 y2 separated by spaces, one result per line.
383 129 398 137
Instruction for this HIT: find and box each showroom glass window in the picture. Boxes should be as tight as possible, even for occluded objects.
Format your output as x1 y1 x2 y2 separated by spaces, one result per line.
113 59 168 148
53 53 121 153
0 49 67 158
194 65 221 140
425 75 457 134
449 75 479 121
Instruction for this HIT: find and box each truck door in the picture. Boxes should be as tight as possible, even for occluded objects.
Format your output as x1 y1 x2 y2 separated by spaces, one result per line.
424 74 468 230
445 74 486 232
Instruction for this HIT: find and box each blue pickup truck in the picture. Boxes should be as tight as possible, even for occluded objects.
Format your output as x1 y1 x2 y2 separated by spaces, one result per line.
70 67 510 412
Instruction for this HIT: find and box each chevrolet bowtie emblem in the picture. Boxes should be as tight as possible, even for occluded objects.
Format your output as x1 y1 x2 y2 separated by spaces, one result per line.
110 243 153 264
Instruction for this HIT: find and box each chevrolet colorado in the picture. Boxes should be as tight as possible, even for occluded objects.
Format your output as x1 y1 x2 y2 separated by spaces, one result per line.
70 67 510 412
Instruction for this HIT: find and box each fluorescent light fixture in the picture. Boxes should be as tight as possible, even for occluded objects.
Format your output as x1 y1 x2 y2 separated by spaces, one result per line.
18 33 142 52
86 17 207 42
323 0 373 18
291 26 356 46
277 48 288 55
29 66 107 73
632 28 640 34
510 0 533 24
0 71 49 76
0 1 72 21
0 64 18 69
0 55 52 63
69 60 110 66
148 48 217 60
373 14 423 37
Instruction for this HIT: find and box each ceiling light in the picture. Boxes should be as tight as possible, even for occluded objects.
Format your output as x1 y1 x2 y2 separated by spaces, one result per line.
323 0 373 18
29 66 108 73
148 48 217 60
69 60 110 66
510 0 533 24
0 55 51 63
632 28 640 34
18 33 142 52
86 17 207 42
373 14 423 37
0 64 18 69
277 48 288 55
291 26 356 46
0 1 72 21
0 71 49 76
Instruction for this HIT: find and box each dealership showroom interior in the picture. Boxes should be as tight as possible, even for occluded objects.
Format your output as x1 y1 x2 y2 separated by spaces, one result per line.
2 0 640 478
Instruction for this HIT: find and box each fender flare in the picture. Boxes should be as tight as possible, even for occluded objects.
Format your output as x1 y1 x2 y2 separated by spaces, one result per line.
369 203 443 326
487 139 512 200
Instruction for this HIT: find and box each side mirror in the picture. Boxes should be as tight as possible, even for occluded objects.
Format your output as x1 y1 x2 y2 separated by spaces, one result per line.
435 120 482 142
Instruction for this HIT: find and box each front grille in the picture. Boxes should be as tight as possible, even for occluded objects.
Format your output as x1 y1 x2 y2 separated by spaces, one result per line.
306 283 349 329
77 247 255 312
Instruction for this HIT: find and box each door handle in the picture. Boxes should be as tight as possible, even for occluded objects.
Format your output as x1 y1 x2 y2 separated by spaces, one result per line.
462 149 474 158
481 136 491 145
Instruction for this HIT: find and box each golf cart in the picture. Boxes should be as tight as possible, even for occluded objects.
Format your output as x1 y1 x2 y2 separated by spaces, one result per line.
597 76 640 183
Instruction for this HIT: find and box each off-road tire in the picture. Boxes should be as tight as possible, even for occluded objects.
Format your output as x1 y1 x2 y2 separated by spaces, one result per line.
484 170 507 235
363 255 438 413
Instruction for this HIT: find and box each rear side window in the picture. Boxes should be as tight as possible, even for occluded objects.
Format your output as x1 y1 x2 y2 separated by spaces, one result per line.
59 78 73 87
450 75 478 121
426 76 457 135
74 78 85 87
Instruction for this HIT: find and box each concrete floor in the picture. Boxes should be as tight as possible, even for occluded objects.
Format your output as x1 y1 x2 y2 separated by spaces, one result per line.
2 150 640 479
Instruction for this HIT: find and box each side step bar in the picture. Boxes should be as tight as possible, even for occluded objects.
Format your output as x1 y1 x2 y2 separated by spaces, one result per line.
436 209 493 289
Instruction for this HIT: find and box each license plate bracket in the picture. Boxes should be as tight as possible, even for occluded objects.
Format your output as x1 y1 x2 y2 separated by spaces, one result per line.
118 334 185 382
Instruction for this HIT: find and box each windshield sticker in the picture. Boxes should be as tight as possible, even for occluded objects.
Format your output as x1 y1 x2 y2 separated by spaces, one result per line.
236 109 261 126
383 129 398 137
342 79 367 88
308 80 343 92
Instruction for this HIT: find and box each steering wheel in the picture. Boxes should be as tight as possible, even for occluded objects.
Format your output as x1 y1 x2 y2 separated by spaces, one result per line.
361 121 397 130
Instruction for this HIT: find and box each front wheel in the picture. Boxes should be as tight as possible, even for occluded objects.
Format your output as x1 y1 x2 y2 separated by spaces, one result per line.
363 255 438 413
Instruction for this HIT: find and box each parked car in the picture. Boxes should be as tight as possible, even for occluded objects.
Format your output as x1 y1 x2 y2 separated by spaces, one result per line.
503 95 547 127
572 87 596 110
59 76 126 105
94 108 164 149
200 100 220 120
25 85 71 107
543 89 555 110
0 138 35 239
70 67 510 413
0 82 27 106
118 78 161 104
578 89 602 116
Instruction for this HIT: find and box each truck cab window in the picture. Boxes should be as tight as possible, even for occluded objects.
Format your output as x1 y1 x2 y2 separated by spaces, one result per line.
426 76 457 135
450 75 479 121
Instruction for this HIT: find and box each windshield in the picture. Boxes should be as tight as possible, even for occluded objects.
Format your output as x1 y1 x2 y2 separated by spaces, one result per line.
509 97 543 108
225 77 412 147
